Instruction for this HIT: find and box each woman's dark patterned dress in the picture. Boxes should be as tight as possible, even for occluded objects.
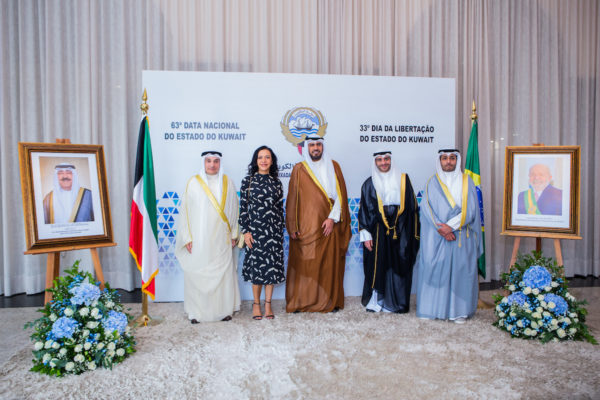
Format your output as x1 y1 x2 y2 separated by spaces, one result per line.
239 173 285 285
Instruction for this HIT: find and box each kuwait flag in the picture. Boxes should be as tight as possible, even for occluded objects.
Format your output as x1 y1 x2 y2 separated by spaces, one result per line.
465 115 486 278
129 116 159 299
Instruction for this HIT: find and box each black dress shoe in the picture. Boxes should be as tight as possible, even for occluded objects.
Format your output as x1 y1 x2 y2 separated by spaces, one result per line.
221 315 232 321
190 319 199 324
331 307 340 313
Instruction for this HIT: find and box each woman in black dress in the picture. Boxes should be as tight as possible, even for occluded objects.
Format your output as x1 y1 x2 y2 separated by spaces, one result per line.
239 146 285 320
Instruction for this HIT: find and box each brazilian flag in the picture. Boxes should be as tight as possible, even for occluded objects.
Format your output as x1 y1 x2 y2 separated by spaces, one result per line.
465 117 486 278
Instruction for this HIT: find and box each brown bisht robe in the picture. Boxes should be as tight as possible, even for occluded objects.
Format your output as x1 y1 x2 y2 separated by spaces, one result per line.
285 161 351 313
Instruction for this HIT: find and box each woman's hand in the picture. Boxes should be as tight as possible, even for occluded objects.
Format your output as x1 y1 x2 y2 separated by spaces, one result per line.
244 232 255 249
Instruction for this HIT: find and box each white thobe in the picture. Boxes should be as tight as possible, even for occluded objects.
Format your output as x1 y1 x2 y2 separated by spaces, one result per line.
175 174 240 322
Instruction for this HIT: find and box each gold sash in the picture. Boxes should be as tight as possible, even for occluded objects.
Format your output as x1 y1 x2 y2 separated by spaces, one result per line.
376 173 406 239
429 174 470 246
301 161 344 221
194 174 231 235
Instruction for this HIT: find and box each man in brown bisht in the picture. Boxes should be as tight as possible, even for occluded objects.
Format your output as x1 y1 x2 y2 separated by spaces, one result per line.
285 135 351 313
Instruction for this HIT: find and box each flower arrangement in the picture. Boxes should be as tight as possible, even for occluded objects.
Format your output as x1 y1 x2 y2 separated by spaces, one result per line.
24 261 136 376
493 251 597 344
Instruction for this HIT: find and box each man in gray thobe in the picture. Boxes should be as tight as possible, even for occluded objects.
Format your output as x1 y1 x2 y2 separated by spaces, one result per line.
416 149 483 323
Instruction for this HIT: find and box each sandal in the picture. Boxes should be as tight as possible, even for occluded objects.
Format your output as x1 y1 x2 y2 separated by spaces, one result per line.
252 302 263 320
264 300 275 320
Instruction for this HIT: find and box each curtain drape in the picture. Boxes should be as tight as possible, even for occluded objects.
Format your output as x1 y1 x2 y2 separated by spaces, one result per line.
1 0 598 295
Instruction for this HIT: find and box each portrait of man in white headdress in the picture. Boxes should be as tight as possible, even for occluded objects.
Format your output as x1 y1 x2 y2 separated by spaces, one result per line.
41 160 94 224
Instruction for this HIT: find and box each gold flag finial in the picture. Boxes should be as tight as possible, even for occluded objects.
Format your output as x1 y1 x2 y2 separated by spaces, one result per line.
140 89 149 115
471 100 477 121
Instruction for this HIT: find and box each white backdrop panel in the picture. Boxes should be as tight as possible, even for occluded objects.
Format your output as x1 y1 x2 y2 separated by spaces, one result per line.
143 71 454 302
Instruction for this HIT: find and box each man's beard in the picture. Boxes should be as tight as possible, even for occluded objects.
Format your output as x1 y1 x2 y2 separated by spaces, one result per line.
310 153 322 161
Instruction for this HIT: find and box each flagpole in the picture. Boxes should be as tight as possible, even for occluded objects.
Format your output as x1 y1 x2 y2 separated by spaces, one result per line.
134 89 162 327
471 100 493 310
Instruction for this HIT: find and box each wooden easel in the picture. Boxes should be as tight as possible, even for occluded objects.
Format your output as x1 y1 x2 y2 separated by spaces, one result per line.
507 232 567 267
30 138 115 304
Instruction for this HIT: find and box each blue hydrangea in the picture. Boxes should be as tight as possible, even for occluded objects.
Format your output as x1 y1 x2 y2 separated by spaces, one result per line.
102 311 128 334
51 317 79 339
522 265 552 289
70 282 101 306
506 291 528 306
544 293 568 315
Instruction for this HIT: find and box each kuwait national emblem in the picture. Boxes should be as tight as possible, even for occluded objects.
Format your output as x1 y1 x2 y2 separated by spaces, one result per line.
280 107 327 153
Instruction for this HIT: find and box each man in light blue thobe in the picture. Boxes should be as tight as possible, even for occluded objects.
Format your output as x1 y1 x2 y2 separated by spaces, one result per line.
416 149 483 323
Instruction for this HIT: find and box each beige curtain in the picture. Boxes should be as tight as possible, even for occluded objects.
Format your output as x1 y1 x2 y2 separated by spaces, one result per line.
1 0 598 295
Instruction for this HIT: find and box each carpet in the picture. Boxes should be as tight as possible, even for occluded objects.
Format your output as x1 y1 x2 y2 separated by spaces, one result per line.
1 288 599 399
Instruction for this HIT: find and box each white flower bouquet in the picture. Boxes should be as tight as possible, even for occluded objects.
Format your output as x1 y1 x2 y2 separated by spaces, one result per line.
493 252 596 344
24 261 136 376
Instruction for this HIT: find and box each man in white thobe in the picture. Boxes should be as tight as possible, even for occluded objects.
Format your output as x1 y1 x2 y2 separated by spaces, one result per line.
175 151 240 323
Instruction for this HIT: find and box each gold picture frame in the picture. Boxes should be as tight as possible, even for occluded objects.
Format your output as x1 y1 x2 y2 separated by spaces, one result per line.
501 145 580 239
18 142 115 253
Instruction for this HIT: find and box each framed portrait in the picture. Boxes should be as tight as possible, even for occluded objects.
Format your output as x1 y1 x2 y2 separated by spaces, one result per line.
18 142 115 253
501 146 580 238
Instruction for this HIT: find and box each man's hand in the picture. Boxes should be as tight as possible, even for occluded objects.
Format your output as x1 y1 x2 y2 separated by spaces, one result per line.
231 239 237 248
185 242 193 253
322 218 334 236
244 232 254 249
290 231 299 240
437 223 456 241
364 240 373 251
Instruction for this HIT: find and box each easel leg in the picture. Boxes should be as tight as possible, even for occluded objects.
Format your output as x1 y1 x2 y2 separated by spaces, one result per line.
45 252 60 304
90 248 105 290
509 237 521 267
553 239 563 267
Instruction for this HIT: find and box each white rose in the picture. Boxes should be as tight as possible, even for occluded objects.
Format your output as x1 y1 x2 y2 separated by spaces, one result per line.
42 353 52 362
574 318 579 323
551 319 558 326
79 307 89 317
508 285 516 291
569 328 577 334
531 321 538 329
82 329 90 337
496 305 502 312
536 307 543 313
107 349 115 357
523 302 530 310
532 288 540 295
49 359 57 368
74 354 85 363
541 301 547 308
65 362 75 371
86 321 99 329
64 308 74 317
517 320 523 328
498 312 505 318
524 328 532 336
547 302 556 310
106 301 114 308
523 287 532 295
507 324 513 331
74 344 83 353
34 342 44 351
532 312 541 319
531 330 538 336
52 342 60 349
544 286 552 292
87 361 97 370
563 317 571 324
49 313 57 322
107 342 116 351
97 342 105 350
44 340 52 349
509 312 516 317
92 299 99 307
84 342 92 350
536 295 545 301
543 311 551 317
116 348 125 357
59 348 67 356
569 312 577 318
551 281 559 287
91 308 100 318
501 298 508 303
557 328 566 338
537 320 544 327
